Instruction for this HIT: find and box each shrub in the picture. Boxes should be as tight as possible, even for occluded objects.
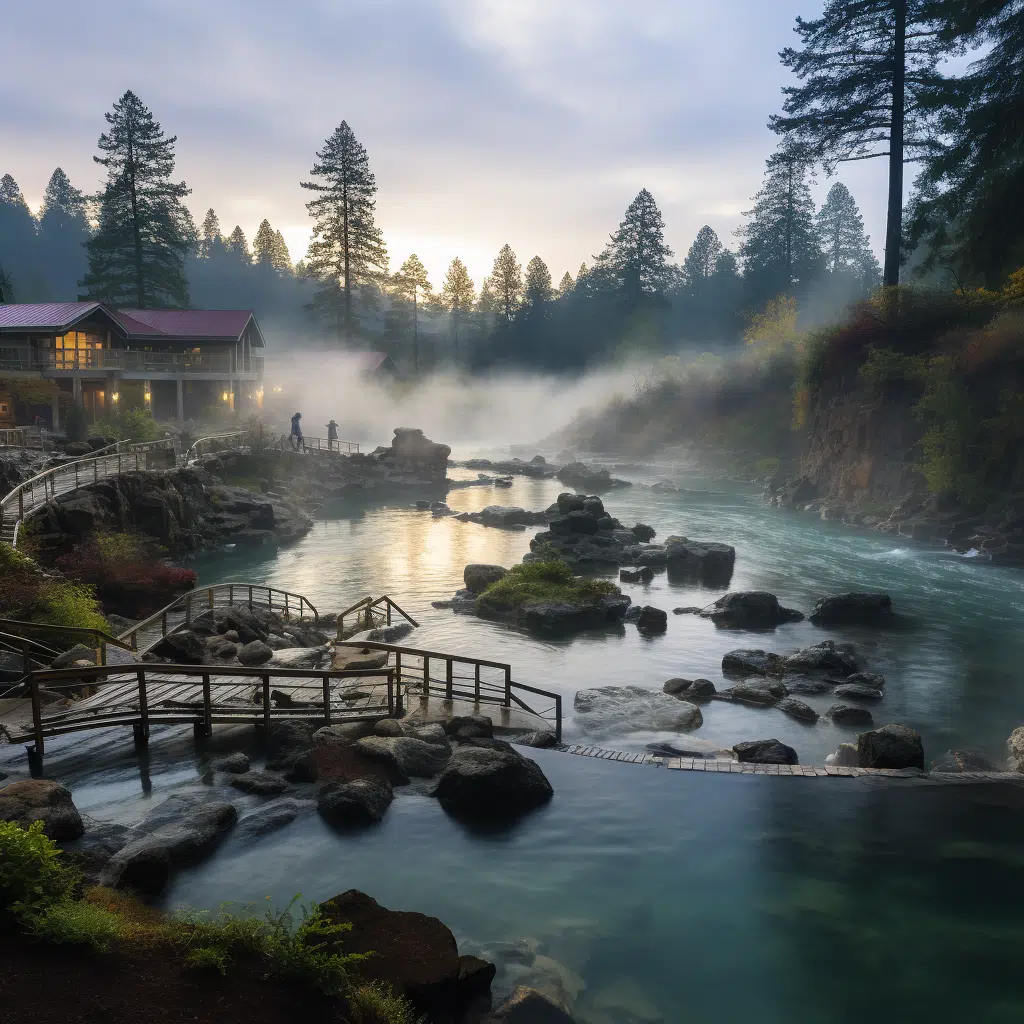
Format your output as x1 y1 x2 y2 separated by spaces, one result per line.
94 408 161 443
64 405 88 443
349 982 425 1024
0 820 78 923
0 544 108 632
476 560 618 615
25 899 125 951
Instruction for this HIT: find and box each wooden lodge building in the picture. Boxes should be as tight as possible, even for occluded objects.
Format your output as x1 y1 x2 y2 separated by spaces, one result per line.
0 302 265 428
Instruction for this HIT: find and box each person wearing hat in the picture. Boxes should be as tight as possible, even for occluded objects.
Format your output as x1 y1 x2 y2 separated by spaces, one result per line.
326 419 339 451
290 411 305 451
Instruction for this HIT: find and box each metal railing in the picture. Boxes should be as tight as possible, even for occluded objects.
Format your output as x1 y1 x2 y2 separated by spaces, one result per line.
182 431 247 463
337 595 419 636
0 441 140 548
278 435 361 455
16 663 396 761
0 427 53 451
121 582 320 655
334 639 562 741
129 437 180 456
0 619 134 673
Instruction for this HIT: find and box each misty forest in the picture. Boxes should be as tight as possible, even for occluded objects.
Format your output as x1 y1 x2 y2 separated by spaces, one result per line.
2 2 1024 1024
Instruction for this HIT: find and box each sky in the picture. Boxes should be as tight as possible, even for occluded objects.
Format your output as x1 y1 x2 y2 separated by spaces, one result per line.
0 0 896 289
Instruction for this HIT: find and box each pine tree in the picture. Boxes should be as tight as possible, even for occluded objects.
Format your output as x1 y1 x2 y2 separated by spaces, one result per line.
770 1 947 288
198 208 221 258
557 270 574 296
226 226 250 263
272 230 292 272
439 257 475 358
816 182 881 285
252 219 278 266
595 189 673 308
682 226 724 289
302 121 388 337
738 147 823 304
37 168 91 301
392 254 432 370
82 90 191 307
524 256 553 308
0 174 41 301
490 244 522 323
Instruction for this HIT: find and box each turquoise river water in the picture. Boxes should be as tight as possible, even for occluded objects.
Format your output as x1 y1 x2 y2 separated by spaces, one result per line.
4 448 1024 1022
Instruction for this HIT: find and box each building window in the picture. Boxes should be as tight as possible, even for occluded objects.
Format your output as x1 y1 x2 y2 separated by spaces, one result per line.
55 330 106 369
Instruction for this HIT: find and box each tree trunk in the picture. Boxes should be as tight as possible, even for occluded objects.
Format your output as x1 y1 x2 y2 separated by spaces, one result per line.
342 182 351 341
127 117 145 307
785 163 794 289
884 0 907 289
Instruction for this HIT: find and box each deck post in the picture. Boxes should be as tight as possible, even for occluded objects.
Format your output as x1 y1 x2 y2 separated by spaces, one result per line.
323 674 331 725
262 673 271 731
29 673 44 761
202 672 212 736
134 669 149 749
504 666 512 709
446 659 453 700
554 693 562 743
386 602 392 626
475 663 481 703
185 594 192 627
422 656 429 697
388 672 395 716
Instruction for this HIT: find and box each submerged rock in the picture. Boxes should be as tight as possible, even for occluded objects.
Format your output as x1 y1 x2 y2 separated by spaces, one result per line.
699 591 804 629
826 704 874 727
809 592 894 626
857 724 924 770
574 685 703 732
733 739 798 765
236 798 309 839
776 697 819 723
619 566 654 583
488 986 578 1023
722 649 787 678
317 777 394 825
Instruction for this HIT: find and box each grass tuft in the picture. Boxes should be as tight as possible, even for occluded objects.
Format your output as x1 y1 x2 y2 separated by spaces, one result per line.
475 559 618 615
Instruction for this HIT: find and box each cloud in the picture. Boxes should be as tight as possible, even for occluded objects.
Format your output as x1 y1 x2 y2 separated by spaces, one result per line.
0 0 891 288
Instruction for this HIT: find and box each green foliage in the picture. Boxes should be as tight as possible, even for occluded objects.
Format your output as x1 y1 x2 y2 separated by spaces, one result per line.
25 898 124 951
64 404 88 442
184 944 231 974
857 348 929 391
95 408 161 442
476 560 618 615
39 580 111 632
0 543 108 632
0 820 78 923
348 982 426 1024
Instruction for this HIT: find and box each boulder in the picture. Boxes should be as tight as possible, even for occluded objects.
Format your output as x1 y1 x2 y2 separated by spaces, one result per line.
733 738 799 765
635 606 668 635
97 841 170 895
574 686 703 732
631 523 656 542
151 630 206 665
488 986 577 1023
809 592 893 626
355 736 452 778
514 731 559 749
784 675 834 696
1008 726 1024 772
833 683 884 701
238 640 274 666
442 714 494 739
857 724 924 770
699 592 804 629
320 890 494 1014
663 537 736 580
776 697 819 723
365 622 415 644
0 779 84 840
931 749 997 773
663 678 716 700
549 511 599 536
269 645 329 669
430 747 553 822
722 649 786 678
826 704 874 727
784 640 862 676
518 594 632 633
619 566 654 584
373 719 405 738
49 644 96 669
317 777 394 825
229 771 290 796
555 492 586 514
236 799 309 839
720 681 788 706
464 564 510 594
266 720 315 760
61 822 133 881
206 636 238 660
841 671 886 689
210 751 250 774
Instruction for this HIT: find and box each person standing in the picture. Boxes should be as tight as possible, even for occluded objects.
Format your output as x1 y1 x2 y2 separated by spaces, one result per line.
290 411 304 451
326 419 339 451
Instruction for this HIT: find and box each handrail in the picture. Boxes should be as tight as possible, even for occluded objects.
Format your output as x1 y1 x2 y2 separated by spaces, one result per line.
121 582 320 654
337 595 419 635
282 435 360 455
183 431 246 463
129 437 180 455
0 618 135 653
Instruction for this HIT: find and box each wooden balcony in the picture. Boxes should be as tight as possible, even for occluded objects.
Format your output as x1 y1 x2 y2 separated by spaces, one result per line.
0 347 263 376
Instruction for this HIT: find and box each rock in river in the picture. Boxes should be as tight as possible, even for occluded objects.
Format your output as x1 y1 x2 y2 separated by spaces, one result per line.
0 779 84 841
722 649 787 678
809 592 893 626
699 591 804 629
833 683 883 701
151 629 206 665
776 697 819 723
429 746 553 822
1008 726 1024 772
229 770 290 796
635 606 668 635
318 777 395 826
826 703 874 727
355 735 453 778
719 681 788 706
488 986 578 1023
574 685 703 732
464 563 509 594
784 640 862 676
733 739 799 765
858 724 925 770
663 678 716 700
238 639 274 666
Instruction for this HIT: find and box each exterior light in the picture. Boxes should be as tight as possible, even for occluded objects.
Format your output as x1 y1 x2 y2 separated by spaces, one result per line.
222 391 229 402
144 390 152 403
111 392 120 403
272 386 282 393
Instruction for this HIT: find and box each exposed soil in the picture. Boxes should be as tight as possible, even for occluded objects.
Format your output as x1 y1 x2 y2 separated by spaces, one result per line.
0 932 347 1024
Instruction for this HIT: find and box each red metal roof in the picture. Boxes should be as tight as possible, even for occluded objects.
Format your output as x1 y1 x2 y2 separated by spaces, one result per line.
0 302 100 329
114 308 255 340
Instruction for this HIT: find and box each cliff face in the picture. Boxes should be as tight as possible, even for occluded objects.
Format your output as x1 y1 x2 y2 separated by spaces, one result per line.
799 386 926 505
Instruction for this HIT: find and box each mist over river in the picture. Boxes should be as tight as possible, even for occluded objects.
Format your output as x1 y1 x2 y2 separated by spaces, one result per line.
7 447 1024 1023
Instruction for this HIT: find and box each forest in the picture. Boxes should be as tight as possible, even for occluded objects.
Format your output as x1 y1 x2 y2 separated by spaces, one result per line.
0 0 1022 375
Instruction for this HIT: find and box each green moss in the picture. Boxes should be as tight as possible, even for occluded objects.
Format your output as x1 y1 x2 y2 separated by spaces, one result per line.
475 560 618 615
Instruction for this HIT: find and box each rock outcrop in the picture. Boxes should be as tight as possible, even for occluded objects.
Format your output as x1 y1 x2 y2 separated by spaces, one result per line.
809 592 894 626
698 591 804 629
733 738 799 765
0 779 84 841
574 686 703 733
429 746 554 822
857 724 924 769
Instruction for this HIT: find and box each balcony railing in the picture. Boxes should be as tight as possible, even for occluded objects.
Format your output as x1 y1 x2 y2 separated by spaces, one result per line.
0 347 263 375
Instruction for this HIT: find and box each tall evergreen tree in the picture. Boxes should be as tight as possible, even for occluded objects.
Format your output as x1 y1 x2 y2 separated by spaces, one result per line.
0 174 41 301
524 256 553 308
439 257 475 358
37 168 91 301
682 226 724 288
738 147 823 304
490 244 523 324
302 121 388 337
909 1 1024 284
816 182 881 284
557 270 574 296
225 225 250 263
272 230 292 272
770 1 947 288
82 90 191 307
252 218 278 266
595 189 673 309
198 208 222 259
392 254 432 370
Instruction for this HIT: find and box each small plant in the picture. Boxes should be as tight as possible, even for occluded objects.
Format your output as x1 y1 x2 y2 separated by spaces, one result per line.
475 559 619 615
0 820 78 923
349 982 426 1024
184 945 231 974
24 898 125 951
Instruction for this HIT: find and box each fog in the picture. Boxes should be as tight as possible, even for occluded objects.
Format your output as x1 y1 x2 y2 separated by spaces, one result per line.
261 351 661 454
